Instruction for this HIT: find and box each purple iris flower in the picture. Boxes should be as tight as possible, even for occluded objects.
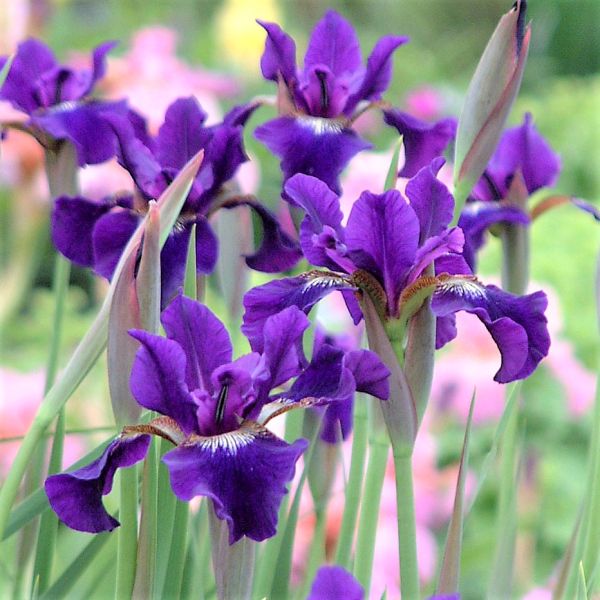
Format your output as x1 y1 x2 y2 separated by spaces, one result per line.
51 97 301 304
255 10 407 197
242 158 550 384
458 113 560 269
383 108 457 178
0 39 128 165
45 295 388 543
308 565 364 600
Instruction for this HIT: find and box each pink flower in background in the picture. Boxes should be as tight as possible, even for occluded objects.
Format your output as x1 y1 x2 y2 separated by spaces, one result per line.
405 86 445 121
100 27 239 129
0 368 86 477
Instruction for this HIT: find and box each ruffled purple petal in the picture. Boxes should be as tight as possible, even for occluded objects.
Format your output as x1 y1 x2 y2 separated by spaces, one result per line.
0 39 57 113
344 349 390 400
32 100 129 166
155 97 209 171
405 157 455 242
51 196 113 267
308 565 364 600
222 200 301 273
160 294 232 394
255 116 371 196
45 435 150 533
242 274 355 352
431 278 550 382
92 209 140 280
83 41 117 97
458 200 529 270
128 328 200 434
257 20 297 85
345 189 419 311
162 426 308 543
345 35 408 114
383 109 457 178
106 112 164 199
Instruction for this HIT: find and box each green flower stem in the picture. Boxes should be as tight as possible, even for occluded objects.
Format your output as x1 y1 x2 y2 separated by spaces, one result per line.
335 394 368 569
115 466 139 600
353 402 389 594
488 389 519 598
162 500 189 599
132 439 159 599
299 507 327 600
393 449 420 600
29 143 77 596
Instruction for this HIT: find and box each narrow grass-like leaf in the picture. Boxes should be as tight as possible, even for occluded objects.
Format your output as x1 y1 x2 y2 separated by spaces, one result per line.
335 394 369 569
38 531 112 599
437 393 475 595
270 419 321 600
0 150 203 538
384 138 402 191
469 381 520 508
576 562 589 600
137 200 161 334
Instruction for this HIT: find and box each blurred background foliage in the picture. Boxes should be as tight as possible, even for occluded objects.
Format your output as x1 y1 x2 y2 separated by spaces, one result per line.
0 1 599 598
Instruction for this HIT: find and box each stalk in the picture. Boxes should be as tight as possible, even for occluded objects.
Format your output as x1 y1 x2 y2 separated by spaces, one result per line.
115 466 139 599
353 402 389 593
334 395 368 569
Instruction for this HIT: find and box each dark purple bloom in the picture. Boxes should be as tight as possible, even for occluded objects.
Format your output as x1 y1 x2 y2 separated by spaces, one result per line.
383 108 457 178
243 159 550 383
45 435 151 533
0 39 128 165
51 97 300 304
45 295 389 543
308 565 364 600
458 113 560 269
255 10 407 196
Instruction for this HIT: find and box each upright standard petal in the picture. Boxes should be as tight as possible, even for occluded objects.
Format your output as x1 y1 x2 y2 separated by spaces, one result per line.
45 435 150 533
345 35 408 113
261 306 310 390
160 294 232 394
163 424 308 543
155 97 209 171
404 158 455 243
242 273 355 352
303 10 362 78
257 20 297 85
0 39 57 112
255 116 371 196
384 110 457 178
431 277 550 382
285 173 347 270
345 189 420 311
129 329 200 434
308 565 364 600
481 112 561 198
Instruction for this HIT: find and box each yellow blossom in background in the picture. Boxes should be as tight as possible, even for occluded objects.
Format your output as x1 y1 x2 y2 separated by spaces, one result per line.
215 0 281 74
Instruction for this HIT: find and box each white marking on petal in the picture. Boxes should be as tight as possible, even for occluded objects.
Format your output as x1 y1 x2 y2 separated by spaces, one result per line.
196 430 256 455
297 116 344 135
438 277 486 301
